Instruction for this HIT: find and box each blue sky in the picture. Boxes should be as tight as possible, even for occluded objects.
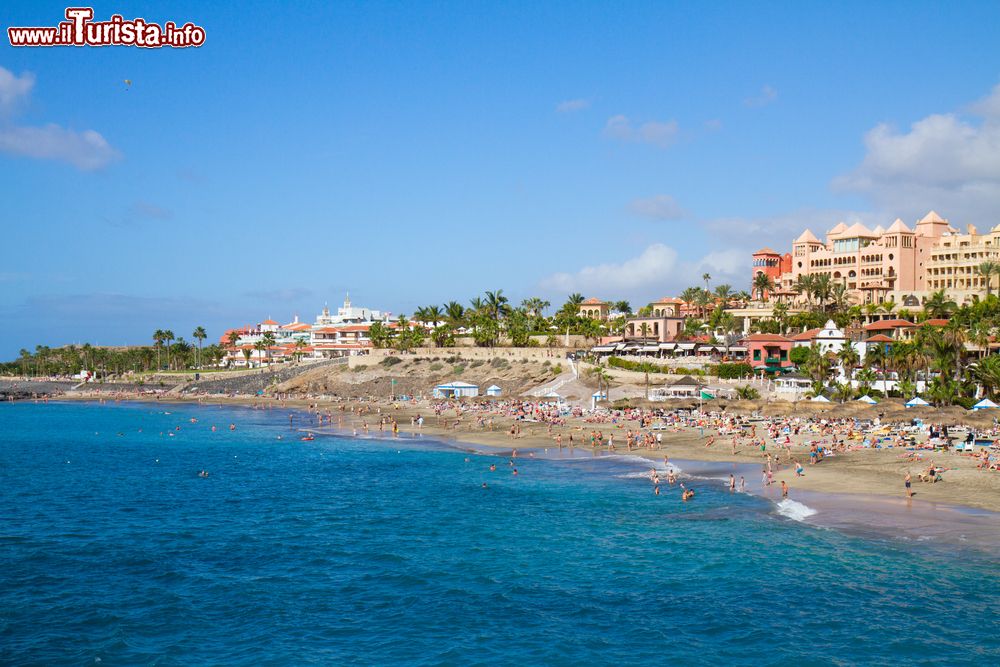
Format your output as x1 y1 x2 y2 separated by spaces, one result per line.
3 1 1000 357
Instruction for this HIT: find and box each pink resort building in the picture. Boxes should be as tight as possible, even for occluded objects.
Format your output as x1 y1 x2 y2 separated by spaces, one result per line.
752 211 964 307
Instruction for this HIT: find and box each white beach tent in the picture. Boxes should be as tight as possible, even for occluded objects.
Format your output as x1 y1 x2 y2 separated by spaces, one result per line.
857 395 878 404
972 398 999 410
486 384 502 397
905 396 930 407
591 390 608 410
432 381 480 399
810 395 831 403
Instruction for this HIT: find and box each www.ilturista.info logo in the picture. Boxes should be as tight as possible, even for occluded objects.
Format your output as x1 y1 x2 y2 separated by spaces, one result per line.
8 7 206 48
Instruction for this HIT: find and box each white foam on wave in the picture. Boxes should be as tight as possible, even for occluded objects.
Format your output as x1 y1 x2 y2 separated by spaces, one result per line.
776 498 818 522
601 454 679 473
617 471 677 480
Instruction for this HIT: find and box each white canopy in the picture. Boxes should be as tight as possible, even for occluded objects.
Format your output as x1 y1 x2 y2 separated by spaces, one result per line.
973 398 998 410
905 396 930 407
857 395 878 404
811 395 831 402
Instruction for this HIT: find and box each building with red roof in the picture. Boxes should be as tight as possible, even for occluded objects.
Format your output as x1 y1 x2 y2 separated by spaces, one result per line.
740 333 794 370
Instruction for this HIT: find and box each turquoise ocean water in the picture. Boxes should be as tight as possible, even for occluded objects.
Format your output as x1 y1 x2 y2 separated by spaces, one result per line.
2 401 999 665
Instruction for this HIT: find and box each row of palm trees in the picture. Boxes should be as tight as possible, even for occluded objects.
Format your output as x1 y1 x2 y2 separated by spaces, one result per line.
5 333 224 378
154 327 209 370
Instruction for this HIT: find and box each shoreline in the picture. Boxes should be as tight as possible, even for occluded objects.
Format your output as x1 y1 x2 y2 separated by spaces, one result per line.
29 392 1000 548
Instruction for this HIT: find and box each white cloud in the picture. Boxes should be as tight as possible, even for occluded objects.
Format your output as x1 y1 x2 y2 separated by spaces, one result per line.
704 119 722 131
539 242 755 299
629 194 686 221
0 67 34 115
688 249 746 278
556 98 590 113
604 114 678 149
700 207 871 247
541 243 679 294
0 65 119 171
833 82 1000 224
0 124 120 170
744 84 778 108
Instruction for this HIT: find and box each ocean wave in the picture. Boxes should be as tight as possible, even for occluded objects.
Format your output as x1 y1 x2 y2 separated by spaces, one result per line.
599 454 679 473
775 499 818 522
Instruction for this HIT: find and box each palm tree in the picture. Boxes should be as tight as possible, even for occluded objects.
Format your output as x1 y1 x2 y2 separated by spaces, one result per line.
638 322 651 342
803 343 831 386
752 273 774 302
253 339 267 367
713 284 732 305
811 274 832 311
718 312 739 356
445 301 466 326
242 347 253 367
703 273 711 293
855 367 876 396
294 337 308 363
193 326 207 368
977 261 1000 297
793 274 814 308
226 330 241 347
830 283 851 312
417 305 443 326
261 331 276 365
694 288 712 318
923 289 957 319
153 329 166 369
771 302 789 334
163 330 175 370
521 297 550 317
680 287 701 313
837 344 859 382
613 300 632 316
972 355 1000 399
833 381 855 402
483 290 510 346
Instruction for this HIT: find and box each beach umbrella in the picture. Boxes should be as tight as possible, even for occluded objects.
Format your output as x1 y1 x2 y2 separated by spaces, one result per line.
857 395 878 404
905 396 930 407
972 398 998 410
810 395 831 403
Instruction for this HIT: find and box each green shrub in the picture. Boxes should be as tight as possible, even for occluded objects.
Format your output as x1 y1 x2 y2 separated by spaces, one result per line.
953 396 977 410
490 357 509 368
381 356 403 367
452 365 465 374
552 364 563 375
607 356 667 374
789 347 809 365
350 365 367 373
429 362 444 371
470 359 485 368
716 362 754 379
